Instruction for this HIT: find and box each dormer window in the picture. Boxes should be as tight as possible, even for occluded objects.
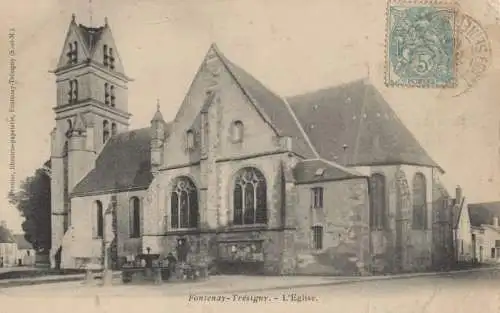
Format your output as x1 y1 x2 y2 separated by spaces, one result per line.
186 130 195 150
110 85 115 107
231 120 244 143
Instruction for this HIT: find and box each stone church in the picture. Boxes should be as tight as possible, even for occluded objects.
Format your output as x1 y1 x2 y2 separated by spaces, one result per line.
49 15 455 275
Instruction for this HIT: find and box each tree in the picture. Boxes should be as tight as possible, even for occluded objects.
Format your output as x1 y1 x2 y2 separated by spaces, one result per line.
8 160 51 252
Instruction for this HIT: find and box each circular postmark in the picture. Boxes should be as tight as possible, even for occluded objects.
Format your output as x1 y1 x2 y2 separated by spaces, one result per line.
441 12 492 97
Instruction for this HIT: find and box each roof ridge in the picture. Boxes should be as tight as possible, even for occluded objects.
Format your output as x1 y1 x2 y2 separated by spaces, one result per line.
286 78 367 101
281 97 320 158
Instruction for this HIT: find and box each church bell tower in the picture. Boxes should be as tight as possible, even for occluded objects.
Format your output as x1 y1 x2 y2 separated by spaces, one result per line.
49 14 132 268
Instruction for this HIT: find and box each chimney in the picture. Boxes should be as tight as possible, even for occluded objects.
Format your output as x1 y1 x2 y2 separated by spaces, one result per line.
455 185 462 203
494 217 499 227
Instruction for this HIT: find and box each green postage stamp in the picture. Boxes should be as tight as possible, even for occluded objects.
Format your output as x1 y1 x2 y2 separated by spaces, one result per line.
385 0 458 88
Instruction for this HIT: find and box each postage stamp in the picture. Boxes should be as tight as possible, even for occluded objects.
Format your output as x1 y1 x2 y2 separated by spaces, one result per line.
385 0 458 88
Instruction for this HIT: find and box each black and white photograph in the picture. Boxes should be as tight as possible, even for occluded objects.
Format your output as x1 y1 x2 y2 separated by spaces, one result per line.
0 0 500 312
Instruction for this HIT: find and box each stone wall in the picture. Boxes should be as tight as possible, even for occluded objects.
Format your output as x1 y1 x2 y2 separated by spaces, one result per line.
293 177 371 275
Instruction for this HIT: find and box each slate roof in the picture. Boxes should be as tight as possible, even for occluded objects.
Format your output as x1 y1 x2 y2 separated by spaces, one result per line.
293 159 364 184
287 79 442 171
214 47 317 159
468 202 500 227
13 234 33 250
71 126 168 196
77 24 104 53
69 47 442 198
0 226 15 244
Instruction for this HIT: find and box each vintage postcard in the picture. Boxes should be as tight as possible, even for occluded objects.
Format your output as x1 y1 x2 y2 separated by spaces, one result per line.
0 0 499 312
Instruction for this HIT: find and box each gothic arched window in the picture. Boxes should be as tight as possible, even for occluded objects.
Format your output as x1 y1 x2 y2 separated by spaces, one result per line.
104 83 110 105
68 80 74 104
103 44 109 66
72 41 78 64
129 197 141 238
94 200 104 239
233 167 267 225
186 130 195 150
103 120 110 143
67 43 73 64
370 173 387 230
170 177 198 229
231 120 244 143
412 173 427 230
72 79 78 101
110 85 115 107
109 48 115 70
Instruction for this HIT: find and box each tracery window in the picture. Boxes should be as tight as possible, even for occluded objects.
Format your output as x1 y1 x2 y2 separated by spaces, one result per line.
370 173 387 230
412 173 427 230
93 200 104 239
129 197 141 238
233 167 267 225
170 177 198 229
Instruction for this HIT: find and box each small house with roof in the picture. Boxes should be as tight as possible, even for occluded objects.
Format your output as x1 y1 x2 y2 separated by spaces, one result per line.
0 222 16 267
468 201 500 263
49 15 456 275
13 235 35 266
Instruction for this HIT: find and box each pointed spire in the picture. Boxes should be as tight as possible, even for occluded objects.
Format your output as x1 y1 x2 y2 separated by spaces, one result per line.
151 98 164 122
210 42 219 51
104 16 109 27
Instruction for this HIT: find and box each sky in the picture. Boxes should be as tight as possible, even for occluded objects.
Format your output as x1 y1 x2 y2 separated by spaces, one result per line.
1 0 500 232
